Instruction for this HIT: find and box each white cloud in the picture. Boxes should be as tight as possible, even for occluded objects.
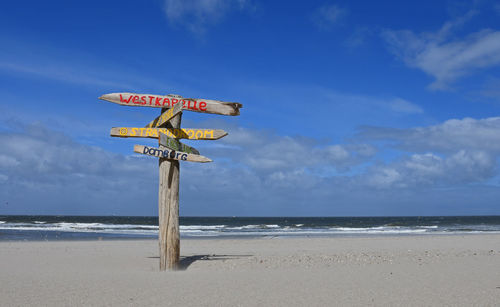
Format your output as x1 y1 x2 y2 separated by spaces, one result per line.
322 91 423 114
388 98 424 114
344 27 372 48
311 4 347 30
211 126 377 174
0 61 128 89
0 38 173 91
164 0 252 34
0 123 158 214
356 116 500 189
363 150 496 189
358 117 500 154
383 12 500 90
365 166 401 188
0 155 20 168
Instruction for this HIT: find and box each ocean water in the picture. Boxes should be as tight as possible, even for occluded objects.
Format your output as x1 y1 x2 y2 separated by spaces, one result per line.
1 215 500 241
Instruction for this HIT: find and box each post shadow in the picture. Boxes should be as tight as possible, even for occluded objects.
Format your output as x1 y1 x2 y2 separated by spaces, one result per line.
147 254 253 270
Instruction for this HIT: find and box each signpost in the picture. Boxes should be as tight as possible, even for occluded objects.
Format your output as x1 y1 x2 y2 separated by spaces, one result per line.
101 93 242 271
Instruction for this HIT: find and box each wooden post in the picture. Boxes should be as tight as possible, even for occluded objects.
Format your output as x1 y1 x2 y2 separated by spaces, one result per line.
158 108 181 271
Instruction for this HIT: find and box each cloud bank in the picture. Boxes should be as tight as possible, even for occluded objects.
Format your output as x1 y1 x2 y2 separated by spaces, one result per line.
1 115 499 215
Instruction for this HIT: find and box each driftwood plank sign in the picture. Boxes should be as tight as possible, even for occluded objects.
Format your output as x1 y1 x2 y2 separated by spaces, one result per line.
102 91 242 271
159 133 199 155
100 93 242 116
134 145 212 163
110 127 228 140
145 100 183 128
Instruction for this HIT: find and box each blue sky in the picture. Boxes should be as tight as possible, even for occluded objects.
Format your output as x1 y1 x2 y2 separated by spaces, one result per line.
1 0 500 216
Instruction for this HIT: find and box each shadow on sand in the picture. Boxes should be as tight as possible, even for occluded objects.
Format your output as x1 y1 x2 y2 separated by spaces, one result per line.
148 254 253 270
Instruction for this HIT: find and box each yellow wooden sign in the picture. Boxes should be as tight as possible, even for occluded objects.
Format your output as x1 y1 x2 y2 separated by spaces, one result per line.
145 101 183 128
110 127 227 140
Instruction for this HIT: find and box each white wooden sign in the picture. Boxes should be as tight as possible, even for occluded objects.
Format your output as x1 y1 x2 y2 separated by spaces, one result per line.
134 145 212 163
100 93 242 116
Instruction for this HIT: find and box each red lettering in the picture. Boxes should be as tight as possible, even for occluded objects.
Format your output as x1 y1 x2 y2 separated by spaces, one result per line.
148 96 155 105
132 96 140 104
119 94 132 103
141 96 147 104
183 99 188 108
162 98 170 107
199 101 207 111
171 98 178 105
191 100 199 110
155 97 162 106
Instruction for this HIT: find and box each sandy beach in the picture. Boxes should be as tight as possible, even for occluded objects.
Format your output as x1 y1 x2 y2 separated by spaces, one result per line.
1 234 499 306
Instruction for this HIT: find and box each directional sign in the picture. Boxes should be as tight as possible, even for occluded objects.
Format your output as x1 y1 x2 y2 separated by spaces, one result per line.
100 93 242 116
110 127 227 140
134 145 212 163
159 133 199 155
145 101 183 128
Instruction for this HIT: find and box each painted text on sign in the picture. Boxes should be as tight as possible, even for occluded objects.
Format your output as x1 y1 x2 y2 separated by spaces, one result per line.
111 127 226 140
100 93 242 116
118 94 207 111
134 145 212 163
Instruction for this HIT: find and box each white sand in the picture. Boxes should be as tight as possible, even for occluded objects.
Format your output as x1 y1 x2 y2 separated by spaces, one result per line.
1 235 500 306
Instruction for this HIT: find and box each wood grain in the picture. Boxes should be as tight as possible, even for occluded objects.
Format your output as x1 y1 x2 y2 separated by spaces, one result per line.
158 110 180 271
100 92 242 116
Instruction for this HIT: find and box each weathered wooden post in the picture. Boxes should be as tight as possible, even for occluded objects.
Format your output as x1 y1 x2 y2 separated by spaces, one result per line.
100 92 242 271
158 109 181 270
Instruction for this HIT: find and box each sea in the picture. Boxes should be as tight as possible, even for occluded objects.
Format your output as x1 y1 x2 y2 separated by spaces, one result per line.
1 215 500 241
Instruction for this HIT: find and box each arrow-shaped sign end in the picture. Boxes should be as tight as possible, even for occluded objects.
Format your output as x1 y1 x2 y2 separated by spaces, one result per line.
99 94 112 101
